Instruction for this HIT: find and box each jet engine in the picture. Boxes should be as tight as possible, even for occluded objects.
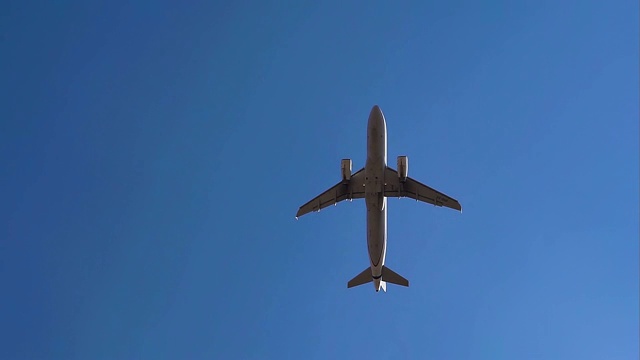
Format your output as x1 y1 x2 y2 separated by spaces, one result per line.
341 158 352 181
397 156 408 182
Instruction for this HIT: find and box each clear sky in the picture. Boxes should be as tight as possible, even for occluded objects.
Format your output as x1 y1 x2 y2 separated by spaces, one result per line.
1 1 638 359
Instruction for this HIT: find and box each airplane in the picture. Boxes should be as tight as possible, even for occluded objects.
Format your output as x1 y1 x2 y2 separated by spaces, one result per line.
295 105 462 292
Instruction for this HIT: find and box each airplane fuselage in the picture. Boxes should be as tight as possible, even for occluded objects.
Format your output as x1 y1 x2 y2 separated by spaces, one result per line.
365 105 387 292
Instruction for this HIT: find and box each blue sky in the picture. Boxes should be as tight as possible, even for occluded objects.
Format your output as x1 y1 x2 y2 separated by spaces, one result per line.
1 1 638 359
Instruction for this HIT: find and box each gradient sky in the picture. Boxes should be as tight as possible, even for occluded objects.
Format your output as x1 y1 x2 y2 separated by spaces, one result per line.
1 1 638 359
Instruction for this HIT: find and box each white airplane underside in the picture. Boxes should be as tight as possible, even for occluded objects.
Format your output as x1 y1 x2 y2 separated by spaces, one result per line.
296 105 462 292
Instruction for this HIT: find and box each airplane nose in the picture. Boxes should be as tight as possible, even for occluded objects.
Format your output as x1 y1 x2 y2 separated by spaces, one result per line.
368 105 386 130
370 105 382 119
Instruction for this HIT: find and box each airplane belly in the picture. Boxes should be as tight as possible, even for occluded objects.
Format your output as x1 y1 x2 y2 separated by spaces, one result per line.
366 196 386 269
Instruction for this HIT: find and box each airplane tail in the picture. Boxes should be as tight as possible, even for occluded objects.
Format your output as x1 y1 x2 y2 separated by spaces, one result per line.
382 266 409 287
347 266 409 289
347 267 372 288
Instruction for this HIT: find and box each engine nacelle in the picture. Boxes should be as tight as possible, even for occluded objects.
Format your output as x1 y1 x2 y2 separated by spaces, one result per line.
397 156 408 182
341 158 352 181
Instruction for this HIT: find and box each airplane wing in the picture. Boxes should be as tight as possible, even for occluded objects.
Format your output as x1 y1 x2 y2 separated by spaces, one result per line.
296 168 366 218
384 167 462 212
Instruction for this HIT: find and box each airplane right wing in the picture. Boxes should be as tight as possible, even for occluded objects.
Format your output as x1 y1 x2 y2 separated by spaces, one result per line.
384 167 462 212
296 168 366 218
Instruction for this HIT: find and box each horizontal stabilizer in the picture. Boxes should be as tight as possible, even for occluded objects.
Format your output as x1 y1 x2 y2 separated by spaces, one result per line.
347 267 372 288
382 266 409 287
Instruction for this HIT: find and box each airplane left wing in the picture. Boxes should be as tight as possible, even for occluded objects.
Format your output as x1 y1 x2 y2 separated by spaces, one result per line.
384 167 462 212
296 168 366 218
